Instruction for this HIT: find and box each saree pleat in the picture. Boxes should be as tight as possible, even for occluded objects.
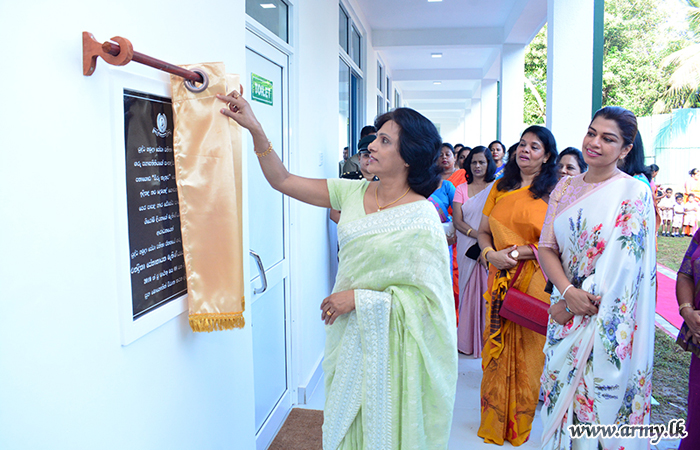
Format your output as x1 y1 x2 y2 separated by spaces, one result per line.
456 182 493 356
477 185 550 446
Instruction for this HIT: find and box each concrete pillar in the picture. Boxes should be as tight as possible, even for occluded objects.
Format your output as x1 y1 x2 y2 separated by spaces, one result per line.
500 44 526 147
481 80 498 146
464 102 481 146
546 0 596 150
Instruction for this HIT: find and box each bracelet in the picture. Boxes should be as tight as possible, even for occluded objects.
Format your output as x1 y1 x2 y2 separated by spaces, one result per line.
561 284 574 298
481 246 495 261
255 140 274 157
679 303 694 313
564 301 573 315
466 228 473 237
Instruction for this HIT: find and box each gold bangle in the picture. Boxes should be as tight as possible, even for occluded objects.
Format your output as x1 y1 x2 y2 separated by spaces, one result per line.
466 228 473 237
679 303 694 313
255 140 273 158
481 246 495 261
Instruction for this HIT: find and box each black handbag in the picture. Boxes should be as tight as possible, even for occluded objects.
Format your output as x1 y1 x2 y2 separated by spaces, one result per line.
465 242 481 260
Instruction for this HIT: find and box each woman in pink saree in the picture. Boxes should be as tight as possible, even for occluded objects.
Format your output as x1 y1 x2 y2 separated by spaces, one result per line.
452 146 495 356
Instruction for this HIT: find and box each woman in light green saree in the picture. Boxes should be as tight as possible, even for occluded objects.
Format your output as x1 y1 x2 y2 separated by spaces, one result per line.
217 91 458 450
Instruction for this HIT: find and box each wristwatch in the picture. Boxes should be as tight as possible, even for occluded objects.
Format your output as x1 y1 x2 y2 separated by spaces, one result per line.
509 249 519 260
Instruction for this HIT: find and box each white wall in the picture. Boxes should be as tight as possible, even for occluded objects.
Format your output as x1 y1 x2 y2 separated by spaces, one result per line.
481 80 500 145
500 44 526 147
0 1 340 448
293 0 340 397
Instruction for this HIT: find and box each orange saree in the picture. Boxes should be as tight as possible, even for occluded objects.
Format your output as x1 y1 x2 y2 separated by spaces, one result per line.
477 185 550 446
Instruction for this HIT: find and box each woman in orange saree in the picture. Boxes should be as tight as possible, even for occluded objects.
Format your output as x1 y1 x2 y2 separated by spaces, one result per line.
476 125 559 446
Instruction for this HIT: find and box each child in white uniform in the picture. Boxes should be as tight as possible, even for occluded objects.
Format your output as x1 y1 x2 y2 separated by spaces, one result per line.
684 193 698 236
673 193 686 237
657 187 675 236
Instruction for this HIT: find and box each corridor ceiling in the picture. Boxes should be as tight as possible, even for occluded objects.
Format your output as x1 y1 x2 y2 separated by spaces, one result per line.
354 0 547 126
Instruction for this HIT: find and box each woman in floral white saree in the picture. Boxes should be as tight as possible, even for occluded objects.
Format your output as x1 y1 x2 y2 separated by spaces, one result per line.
539 107 656 450
217 92 457 450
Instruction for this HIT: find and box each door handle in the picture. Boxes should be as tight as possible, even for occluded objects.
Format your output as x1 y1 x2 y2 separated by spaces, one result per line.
249 250 268 295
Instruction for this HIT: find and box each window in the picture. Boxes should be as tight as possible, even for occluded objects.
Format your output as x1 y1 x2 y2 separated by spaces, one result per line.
386 77 391 111
339 3 364 158
377 61 389 114
339 6 349 53
246 0 289 43
351 26 361 67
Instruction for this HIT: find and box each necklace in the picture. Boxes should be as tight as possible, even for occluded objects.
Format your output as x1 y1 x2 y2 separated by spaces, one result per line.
375 184 411 211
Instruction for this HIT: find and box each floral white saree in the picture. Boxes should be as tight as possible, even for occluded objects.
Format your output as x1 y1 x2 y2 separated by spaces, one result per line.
324 179 458 450
539 173 656 450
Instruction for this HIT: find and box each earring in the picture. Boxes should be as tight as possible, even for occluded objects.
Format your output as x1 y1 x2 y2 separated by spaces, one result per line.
405 163 409 167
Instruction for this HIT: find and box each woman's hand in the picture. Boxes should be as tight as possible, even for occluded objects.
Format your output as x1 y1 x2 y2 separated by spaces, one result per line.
563 287 600 316
477 254 488 269
217 88 264 135
320 290 356 325
549 300 574 325
682 308 700 345
485 245 518 270
447 233 457 247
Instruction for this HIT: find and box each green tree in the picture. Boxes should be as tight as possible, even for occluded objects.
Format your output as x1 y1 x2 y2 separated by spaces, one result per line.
524 26 547 125
655 0 700 112
603 0 682 117
524 0 685 122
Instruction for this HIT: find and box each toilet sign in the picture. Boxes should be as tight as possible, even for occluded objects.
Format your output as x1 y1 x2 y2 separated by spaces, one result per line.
251 73 273 106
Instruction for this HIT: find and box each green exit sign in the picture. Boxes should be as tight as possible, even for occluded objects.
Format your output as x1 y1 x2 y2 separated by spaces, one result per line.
251 73 273 106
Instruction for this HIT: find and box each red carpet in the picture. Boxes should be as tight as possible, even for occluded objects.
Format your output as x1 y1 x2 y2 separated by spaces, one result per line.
656 264 683 330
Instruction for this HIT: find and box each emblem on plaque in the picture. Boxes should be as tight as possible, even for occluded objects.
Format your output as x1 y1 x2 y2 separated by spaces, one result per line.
152 112 172 138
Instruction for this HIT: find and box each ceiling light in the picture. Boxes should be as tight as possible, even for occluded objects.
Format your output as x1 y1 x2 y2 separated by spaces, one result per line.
260 3 277 8
431 53 443 58
433 81 442 85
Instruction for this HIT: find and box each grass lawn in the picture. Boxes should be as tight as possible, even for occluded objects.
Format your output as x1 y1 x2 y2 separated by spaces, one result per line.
652 328 691 424
657 234 692 271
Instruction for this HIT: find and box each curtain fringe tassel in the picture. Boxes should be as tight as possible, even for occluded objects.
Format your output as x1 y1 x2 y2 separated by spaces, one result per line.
189 313 245 332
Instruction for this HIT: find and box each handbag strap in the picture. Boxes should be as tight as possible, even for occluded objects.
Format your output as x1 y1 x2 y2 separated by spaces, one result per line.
503 177 572 291
508 262 525 289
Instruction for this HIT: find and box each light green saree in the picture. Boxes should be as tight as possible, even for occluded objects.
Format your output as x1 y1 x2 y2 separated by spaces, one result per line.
323 179 458 450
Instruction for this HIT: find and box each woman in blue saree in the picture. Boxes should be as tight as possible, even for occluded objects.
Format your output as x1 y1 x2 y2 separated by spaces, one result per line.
218 90 457 450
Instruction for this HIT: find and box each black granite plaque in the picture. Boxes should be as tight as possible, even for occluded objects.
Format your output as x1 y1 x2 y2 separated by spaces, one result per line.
124 89 187 319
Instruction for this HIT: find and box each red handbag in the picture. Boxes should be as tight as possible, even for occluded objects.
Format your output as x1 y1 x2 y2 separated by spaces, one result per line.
499 262 549 335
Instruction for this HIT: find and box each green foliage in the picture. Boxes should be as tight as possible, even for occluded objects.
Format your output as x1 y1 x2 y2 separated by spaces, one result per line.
603 0 684 116
655 0 700 113
523 0 692 121
524 26 547 125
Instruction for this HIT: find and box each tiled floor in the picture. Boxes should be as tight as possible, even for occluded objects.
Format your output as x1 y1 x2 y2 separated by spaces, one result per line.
300 352 682 449
301 354 540 448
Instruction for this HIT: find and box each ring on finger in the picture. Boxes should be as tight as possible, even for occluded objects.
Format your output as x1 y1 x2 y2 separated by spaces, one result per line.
326 310 332 316
228 103 238 112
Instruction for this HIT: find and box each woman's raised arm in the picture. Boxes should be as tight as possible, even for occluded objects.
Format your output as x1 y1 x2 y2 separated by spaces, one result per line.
218 90 331 208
